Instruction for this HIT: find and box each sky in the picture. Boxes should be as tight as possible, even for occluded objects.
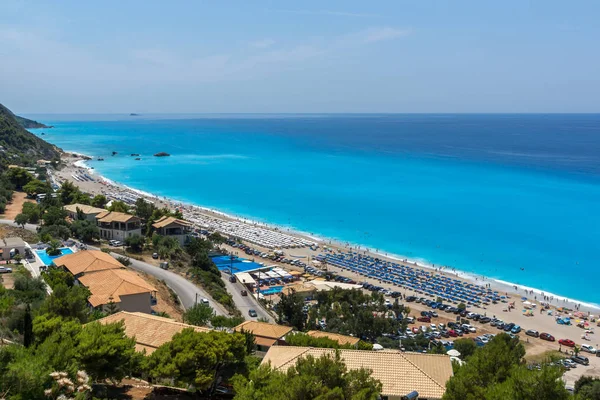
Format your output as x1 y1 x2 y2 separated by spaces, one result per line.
1 1 599 113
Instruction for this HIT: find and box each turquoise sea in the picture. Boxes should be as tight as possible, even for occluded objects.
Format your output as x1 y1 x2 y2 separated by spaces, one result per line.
27 114 600 305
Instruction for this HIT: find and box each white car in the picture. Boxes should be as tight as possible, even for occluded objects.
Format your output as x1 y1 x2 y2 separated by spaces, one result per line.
430 324 437 330
581 344 597 354
462 324 477 333
0 267 12 274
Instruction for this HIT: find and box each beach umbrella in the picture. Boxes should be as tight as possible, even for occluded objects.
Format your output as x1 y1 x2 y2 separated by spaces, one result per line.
447 349 461 357
373 344 384 351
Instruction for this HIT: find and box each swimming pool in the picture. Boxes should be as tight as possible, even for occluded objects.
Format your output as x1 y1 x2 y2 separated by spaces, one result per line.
260 286 284 295
35 247 74 266
211 255 265 273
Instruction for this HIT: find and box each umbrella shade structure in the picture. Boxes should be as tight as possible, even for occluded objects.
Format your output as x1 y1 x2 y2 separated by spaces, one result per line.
447 349 461 357
372 344 384 351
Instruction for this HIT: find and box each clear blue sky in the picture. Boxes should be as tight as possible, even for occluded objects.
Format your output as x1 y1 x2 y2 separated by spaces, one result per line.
1 1 599 113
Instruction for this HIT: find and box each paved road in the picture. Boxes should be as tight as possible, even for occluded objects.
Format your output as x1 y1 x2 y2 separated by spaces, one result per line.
222 272 275 323
0 219 227 316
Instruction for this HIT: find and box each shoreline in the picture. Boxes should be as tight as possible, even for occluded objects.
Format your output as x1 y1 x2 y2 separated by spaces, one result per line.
57 151 599 313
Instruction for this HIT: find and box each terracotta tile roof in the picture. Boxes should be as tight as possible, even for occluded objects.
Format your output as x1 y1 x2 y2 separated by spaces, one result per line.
281 283 316 296
306 330 360 346
96 211 139 223
94 311 210 354
78 269 157 307
54 250 124 275
152 216 192 229
64 203 106 215
254 336 278 347
233 321 292 339
262 347 453 400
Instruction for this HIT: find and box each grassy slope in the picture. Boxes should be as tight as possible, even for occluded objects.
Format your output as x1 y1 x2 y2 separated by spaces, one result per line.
0 103 60 166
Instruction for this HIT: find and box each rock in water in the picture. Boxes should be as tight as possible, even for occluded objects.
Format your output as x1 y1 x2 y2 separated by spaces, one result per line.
154 152 170 157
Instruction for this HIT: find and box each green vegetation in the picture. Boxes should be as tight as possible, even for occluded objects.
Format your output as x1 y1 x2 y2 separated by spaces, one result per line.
278 287 407 342
182 302 214 326
15 114 49 129
186 237 238 315
233 350 382 400
286 332 373 350
575 376 600 399
443 333 570 400
0 104 60 166
210 314 245 328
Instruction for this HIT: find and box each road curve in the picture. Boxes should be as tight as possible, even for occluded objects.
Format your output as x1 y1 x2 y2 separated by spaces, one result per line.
0 219 227 316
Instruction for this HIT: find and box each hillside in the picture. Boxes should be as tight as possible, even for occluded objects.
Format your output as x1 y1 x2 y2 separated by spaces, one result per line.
15 114 51 129
0 103 61 166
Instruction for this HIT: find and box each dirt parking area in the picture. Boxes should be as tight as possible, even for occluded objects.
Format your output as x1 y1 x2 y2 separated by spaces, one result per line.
1 192 34 220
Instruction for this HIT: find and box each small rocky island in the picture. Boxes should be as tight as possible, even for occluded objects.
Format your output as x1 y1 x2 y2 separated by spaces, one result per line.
154 152 170 157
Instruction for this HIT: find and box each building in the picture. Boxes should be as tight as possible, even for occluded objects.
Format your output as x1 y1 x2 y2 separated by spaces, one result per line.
262 347 453 400
233 321 293 352
95 211 142 241
0 237 26 261
64 203 106 222
306 331 360 347
53 250 124 279
152 216 192 246
78 269 157 314
95 311 210 354
280 282 317 299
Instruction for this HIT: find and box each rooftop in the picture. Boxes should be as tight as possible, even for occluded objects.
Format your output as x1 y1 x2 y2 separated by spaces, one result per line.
54 250 124 275
96 211 140 223
152 215 192 229
78 269 157 307
0 237 26 248
64 203 106 215
262 347 453 400
233 320 293 340
95 311 210 354
306 330 360 346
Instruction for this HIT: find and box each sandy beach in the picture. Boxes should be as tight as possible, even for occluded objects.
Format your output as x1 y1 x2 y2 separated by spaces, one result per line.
54 152 600 360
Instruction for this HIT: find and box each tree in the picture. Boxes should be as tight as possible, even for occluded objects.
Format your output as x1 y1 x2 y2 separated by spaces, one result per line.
183 303 215 326
42 206 68 226
443 333 527 400
208 232 226 245
22 202 41 223
144 329 247 391
453 338 477 360
91 194 107 208
22 179 51 197
59 181 81 205
233 351 382 400
14 212 28 228
70 219 100 242
39 224 72 241
46 239 62 256
108 200 129 213
23 303 33 347
76 321 137 382
106 296 118 315
486 365 569 400
125 233 145 252
210 315 245 329
277 290 306 330
6 167 34 190
134 197 155 221
40 283 91 323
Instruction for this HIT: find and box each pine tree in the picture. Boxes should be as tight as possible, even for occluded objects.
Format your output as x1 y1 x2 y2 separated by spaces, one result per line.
23 303 33 347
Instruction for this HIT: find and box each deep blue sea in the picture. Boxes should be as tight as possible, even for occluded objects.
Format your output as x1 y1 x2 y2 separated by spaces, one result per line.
27 114 600 304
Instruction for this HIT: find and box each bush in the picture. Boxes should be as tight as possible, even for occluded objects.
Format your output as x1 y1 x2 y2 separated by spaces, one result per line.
116 256 131 266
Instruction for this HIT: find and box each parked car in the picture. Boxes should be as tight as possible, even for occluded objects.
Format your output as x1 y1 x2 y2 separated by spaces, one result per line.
525 329 539 338
417 316 431 323
572 355 590 366
559 339 576 347
581 344 597 354
0 267 12 274
248 309 258 317
405 296 416 302
511 325 521 334
241 290 248 296
540 332 555 342
479 316 491 323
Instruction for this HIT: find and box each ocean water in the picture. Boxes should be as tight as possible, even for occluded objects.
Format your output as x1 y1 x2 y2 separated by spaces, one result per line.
27 114 600 304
